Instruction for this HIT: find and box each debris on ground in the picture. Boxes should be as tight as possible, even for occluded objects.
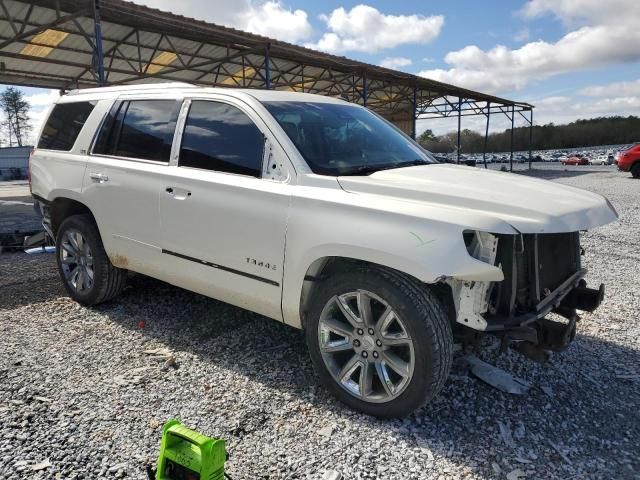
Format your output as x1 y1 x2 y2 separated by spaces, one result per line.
466 355 531 394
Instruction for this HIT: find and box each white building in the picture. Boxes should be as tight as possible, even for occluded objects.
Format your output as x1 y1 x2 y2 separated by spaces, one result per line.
0 146 32 180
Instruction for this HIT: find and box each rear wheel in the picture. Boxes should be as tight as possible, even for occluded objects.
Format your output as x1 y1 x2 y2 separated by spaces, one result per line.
305 266 453 418
56 214 127 305
631 163 640 179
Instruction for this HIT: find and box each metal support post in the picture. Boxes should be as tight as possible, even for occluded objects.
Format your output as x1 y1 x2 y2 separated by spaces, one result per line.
528 109 533 170
264 43 270 89
412 86 417 140
483 101 490 169
457 97 462 163
362 73 368 107
93 0 105 85
509 104 515 172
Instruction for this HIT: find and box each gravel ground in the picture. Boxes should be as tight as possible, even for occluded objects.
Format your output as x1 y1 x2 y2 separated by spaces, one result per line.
1 169 638 480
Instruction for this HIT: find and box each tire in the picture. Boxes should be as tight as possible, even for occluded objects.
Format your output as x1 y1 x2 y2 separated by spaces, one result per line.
631 163 640 179
55 214 127 305
305 266 453 418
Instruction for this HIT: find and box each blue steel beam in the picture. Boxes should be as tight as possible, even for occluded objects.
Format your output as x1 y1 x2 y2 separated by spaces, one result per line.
92 0 105 85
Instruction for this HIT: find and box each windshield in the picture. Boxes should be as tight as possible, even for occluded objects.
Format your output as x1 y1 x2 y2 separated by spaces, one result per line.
263 101 436 175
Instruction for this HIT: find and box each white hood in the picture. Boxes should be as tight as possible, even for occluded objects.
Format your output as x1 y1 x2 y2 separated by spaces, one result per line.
337 164 618 233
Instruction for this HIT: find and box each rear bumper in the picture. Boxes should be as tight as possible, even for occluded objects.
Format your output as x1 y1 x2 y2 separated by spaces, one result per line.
32 197 54 240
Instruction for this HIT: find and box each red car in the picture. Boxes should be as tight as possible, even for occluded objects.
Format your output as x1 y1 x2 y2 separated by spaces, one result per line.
617 143 640 178
562 154 589 166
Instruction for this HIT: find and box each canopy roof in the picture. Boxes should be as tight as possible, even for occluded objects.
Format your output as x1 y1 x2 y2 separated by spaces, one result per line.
0 0 533 132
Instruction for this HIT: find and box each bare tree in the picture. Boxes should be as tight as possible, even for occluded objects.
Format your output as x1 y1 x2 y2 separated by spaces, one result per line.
0 87 31 147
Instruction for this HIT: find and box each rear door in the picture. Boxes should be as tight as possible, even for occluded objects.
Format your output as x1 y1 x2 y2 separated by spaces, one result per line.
158 97 292 320
83 96 182 276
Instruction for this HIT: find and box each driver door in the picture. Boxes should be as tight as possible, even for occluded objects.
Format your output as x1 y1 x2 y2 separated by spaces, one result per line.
159 97 292 320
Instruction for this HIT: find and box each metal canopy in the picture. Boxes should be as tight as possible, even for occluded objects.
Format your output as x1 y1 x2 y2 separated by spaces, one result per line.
0 0 534 168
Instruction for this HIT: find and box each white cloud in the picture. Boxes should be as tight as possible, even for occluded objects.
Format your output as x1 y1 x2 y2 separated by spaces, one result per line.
242 1 312 42
521 0 640 25
25 89 60 107
419 0 640 94
134 0 312 43
578 78 640 97
306 5 444 54
532 94 640 126
379 57 412 70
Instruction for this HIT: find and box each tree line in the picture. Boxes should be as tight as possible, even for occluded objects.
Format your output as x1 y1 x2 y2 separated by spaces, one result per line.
0 86 31 147
417 116 640 153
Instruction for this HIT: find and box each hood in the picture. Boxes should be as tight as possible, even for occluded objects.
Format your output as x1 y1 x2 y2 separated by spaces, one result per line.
337 164 617 233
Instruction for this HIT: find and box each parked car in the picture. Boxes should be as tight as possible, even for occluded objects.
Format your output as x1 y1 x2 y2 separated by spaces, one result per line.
589 155 612 165
563 154 589 166
617 143 640 178
30 84 617 417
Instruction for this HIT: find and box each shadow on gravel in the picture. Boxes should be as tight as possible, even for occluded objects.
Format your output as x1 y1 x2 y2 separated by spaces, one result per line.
0 253 65 310
518 168 620 180
93 275 639 477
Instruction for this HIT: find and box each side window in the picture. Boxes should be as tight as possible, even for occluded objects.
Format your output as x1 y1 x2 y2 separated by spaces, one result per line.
38 101 96 151
179 100 264 177
93 99 179 162
93 101 126 155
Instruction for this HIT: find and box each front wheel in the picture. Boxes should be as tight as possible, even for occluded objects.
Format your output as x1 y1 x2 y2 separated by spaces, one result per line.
632 163 640 179
305 267 453 418
56 214 127 305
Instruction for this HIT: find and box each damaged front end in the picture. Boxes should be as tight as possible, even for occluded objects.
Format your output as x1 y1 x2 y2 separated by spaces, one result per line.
449 230 605 358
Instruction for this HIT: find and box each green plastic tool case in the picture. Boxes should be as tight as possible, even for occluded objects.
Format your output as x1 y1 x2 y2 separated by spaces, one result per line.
155 420 226 480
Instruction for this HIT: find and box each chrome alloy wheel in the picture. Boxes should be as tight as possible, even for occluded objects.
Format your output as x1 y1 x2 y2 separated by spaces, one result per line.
59 229 94 293
318 290 415 403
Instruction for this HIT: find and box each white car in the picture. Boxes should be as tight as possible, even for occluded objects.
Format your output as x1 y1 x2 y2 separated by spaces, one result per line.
30 84 617 417
589 155 613 165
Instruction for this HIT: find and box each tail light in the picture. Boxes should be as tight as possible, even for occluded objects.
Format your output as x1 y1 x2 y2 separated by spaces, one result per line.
28 147 34 194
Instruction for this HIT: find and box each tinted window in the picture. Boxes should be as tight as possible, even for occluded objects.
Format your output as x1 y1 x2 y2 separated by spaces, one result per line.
92 101 126 156
38 101 96 151
264 101 434 176
93 100 179 162
179 101 264 177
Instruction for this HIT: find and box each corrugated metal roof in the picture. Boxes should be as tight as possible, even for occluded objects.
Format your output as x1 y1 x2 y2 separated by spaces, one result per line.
0 0 532 128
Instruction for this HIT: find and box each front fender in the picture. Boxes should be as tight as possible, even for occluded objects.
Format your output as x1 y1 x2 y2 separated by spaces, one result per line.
281 192 507 328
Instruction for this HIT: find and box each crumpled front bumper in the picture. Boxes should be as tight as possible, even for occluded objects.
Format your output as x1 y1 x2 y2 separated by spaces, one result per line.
489 273 605 353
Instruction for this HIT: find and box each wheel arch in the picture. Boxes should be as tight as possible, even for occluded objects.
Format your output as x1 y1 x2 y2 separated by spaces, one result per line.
296 256 456 331
49 197 98 238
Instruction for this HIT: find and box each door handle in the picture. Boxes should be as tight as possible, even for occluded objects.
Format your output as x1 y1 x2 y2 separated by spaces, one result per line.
89 172 109 182
165 187 191 199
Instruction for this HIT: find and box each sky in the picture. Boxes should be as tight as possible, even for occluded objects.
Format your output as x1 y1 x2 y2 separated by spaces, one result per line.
6 0 640 141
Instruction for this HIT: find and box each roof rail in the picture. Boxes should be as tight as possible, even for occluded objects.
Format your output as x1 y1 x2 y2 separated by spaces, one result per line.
66 82 197 95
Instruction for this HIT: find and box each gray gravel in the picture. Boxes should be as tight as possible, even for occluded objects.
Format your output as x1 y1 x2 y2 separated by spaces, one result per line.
1 169 639 480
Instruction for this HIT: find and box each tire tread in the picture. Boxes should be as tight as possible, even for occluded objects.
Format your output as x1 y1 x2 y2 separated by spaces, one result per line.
56 214 127 305
306 263 453 417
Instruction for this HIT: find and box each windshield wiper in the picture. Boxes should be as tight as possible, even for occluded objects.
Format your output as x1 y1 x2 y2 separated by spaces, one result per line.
339 159 432 176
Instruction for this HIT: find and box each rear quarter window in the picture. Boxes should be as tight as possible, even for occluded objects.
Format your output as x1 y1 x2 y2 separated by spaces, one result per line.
93 99 180 162
37 101 96 151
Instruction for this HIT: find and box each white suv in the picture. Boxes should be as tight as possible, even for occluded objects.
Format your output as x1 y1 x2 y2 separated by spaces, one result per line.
31 83 617 417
